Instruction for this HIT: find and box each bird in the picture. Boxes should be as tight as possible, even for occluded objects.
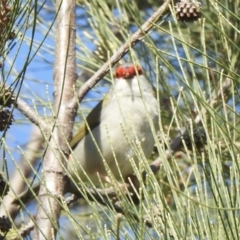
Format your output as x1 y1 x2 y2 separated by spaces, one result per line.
67 63 159 186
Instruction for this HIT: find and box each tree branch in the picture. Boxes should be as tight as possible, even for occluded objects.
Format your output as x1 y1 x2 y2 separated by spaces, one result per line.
35 0 77 238
0 125 44 217
14 97 47 130
69 0 171 107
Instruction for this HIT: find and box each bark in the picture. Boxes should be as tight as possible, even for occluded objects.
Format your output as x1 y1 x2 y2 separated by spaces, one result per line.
34 0 76 238
0 125 43 217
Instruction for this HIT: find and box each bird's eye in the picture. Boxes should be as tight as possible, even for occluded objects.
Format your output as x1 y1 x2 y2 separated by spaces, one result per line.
136 66 143 75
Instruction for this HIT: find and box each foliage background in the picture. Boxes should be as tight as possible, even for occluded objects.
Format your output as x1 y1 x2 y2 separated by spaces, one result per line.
0 0 240 239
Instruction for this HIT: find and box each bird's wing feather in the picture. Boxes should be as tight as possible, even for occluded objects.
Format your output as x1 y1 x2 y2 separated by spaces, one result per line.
70 94 109 149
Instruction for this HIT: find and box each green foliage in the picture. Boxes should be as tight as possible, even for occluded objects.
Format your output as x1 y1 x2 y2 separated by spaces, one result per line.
1 0 240 239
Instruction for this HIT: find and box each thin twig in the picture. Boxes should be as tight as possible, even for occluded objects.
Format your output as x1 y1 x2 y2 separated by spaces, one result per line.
14 97 47 130
0 126 44 217
69 0 171 107
19 219 35 238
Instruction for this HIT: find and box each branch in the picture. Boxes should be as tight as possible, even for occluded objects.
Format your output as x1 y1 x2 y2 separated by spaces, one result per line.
14 97 47 130
0 125 44 217
35 0 77 238
19 218 35 238
17 184 174 238
69 0 171 106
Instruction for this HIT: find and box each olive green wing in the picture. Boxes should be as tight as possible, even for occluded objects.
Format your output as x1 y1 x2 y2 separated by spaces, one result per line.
70 94 109 149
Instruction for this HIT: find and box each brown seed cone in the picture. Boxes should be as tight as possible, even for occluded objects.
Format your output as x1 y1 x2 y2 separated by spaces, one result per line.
0 1 13 41
0 216 11 233
0 174 9 197
175 0 201 22
0 108 14 132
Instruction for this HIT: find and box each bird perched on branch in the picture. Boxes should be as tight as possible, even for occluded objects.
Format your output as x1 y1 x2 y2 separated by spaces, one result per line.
67 63 159 186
